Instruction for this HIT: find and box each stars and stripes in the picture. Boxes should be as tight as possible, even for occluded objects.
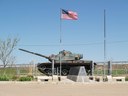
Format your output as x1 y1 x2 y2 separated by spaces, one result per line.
61 9 78 20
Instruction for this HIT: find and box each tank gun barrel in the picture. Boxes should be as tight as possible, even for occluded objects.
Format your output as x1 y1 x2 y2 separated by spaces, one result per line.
19 48 52 61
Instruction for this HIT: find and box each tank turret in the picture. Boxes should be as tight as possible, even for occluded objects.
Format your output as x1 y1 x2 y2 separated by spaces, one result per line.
19 48 83 63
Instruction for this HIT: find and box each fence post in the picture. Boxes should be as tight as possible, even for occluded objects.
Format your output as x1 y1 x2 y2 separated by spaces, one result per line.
108 61 112 75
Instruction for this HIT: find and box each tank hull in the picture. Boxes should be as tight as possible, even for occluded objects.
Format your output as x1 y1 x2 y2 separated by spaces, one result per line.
37 60 94 76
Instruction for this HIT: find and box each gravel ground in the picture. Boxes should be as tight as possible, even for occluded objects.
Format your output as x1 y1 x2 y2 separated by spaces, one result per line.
0 81 128 96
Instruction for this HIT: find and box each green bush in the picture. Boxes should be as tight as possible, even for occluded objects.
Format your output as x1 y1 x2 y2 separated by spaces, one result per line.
19 76 33 81
0 75 9 81
125 76 128 81
11 75 20 81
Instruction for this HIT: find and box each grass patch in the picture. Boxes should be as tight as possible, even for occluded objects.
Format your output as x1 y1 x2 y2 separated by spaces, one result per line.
0 67 34 81
94 69 128 76
19 76 33 81
0 75 9 81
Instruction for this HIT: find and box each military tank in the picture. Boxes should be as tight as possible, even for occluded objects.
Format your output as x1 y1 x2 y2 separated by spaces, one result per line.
19 48 95 76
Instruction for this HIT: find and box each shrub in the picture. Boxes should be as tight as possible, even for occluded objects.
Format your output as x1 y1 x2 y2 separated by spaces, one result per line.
19 76 32 81
125 76 128 81
11 75 20 81
0 75 9 81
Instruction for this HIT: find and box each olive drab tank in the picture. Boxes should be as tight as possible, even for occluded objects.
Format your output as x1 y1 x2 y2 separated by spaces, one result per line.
19 48 95 76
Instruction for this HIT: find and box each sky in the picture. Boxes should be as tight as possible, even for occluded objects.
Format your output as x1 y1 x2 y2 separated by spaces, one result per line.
0 0 128 64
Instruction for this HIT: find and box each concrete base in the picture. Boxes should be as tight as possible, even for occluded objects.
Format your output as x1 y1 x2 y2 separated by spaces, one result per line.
34 76 52 82
106 75 125 82
67 75 89 82
112 77 125 82
67 66 89 82
34 75 67 82
107 75 113 82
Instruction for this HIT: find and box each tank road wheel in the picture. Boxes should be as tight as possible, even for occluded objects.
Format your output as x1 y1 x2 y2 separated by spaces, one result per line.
37 65 46 73
61 69 69 76
41 66 46 70
39 66 46 71
46 69 52 76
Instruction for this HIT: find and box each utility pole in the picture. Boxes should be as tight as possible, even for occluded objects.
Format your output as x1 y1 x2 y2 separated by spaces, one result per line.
103 9 106 81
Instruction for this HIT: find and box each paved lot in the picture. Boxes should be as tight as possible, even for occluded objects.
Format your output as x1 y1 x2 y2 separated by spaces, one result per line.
0 82 128 96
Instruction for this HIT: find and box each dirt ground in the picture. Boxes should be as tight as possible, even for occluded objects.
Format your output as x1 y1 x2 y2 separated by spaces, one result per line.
0 82 128 96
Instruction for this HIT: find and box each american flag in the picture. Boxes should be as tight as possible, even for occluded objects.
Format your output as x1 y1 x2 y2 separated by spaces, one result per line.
61 9 78 20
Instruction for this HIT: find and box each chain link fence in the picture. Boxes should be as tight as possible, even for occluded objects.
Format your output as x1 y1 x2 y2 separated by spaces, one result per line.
94 61 128 76
0 61 128 77
0 61 43 79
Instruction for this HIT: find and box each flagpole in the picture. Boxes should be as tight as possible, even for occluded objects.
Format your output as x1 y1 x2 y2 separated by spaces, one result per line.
103 9 106 81
58 9 78 81
59 8 62 81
